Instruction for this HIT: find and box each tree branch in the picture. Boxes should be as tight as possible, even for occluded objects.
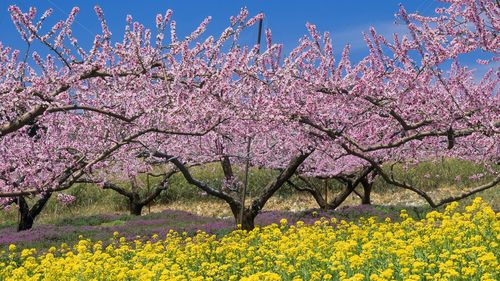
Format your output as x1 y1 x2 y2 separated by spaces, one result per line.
292 115 344 139
250 150 314 213
340 143 500 208
139 171 173 206
102 182 134 199
47 106 143 123
151 150 238 205
287 178 328 209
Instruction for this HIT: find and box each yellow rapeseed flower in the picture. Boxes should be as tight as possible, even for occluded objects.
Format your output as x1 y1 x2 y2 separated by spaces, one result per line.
0 198 497 281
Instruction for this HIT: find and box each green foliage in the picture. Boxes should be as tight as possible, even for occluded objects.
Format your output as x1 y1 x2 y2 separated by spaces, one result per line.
99 220 126 227
54 214 129 227
156 163 283 203
0 158 497 228
376 158 496 193
67 183 129 211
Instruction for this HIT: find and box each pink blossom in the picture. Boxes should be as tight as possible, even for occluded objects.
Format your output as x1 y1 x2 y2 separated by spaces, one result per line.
56 193 77 205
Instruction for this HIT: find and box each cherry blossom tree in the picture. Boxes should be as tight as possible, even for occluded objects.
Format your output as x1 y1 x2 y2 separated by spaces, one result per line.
76 150 179 216
0 6 255 230
142 84 316 230
99 10 317 230
0 0 497 232
285 0 499 208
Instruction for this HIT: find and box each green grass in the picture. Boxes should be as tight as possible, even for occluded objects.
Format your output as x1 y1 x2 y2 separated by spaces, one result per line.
0 158 498 229
54 213 130 227
375 158 497 192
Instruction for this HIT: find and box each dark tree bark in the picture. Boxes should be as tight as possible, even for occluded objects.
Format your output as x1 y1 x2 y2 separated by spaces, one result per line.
240 152 312 230
240 211 256 230
221 156 234 180
290 166 375 210
328 181 357 209
102 170 173 216
341 143 500 208
360 178 372 205
225 201 257 230
128 177 143 216
17 192 52 231
287 178 328 209
129 200 144 216
152 150 312 231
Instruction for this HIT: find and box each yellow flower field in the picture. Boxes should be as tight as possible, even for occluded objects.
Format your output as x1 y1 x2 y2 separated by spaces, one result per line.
1 197 498 281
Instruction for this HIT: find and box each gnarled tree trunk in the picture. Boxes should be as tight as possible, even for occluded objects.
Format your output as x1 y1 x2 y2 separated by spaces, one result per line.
153 149 312 231
129 195 144 216
17 192 52 231
227 201 261 231
291 167 375 210
102 170 173 216
239 210 257 231
360 178 372 205
287 178 329 209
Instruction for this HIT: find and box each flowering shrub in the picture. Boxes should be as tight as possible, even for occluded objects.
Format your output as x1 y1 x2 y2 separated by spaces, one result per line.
1 198 498 280
56 193 77 206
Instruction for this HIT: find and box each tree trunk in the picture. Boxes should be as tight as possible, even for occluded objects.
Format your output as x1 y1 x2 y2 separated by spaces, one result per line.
18 214 35 231
312 190 329 210
104 175 170 217
129 193 143 216
327 182 355 210
288 178 328 209
155 150 312 232
17 192 52 232
240 211 256 231
361 179 372 205
17 196 34 231
230 203 256 231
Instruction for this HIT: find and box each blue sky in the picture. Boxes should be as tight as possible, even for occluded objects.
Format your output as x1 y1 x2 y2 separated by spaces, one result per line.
0 0 494 77
0 1 441 59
